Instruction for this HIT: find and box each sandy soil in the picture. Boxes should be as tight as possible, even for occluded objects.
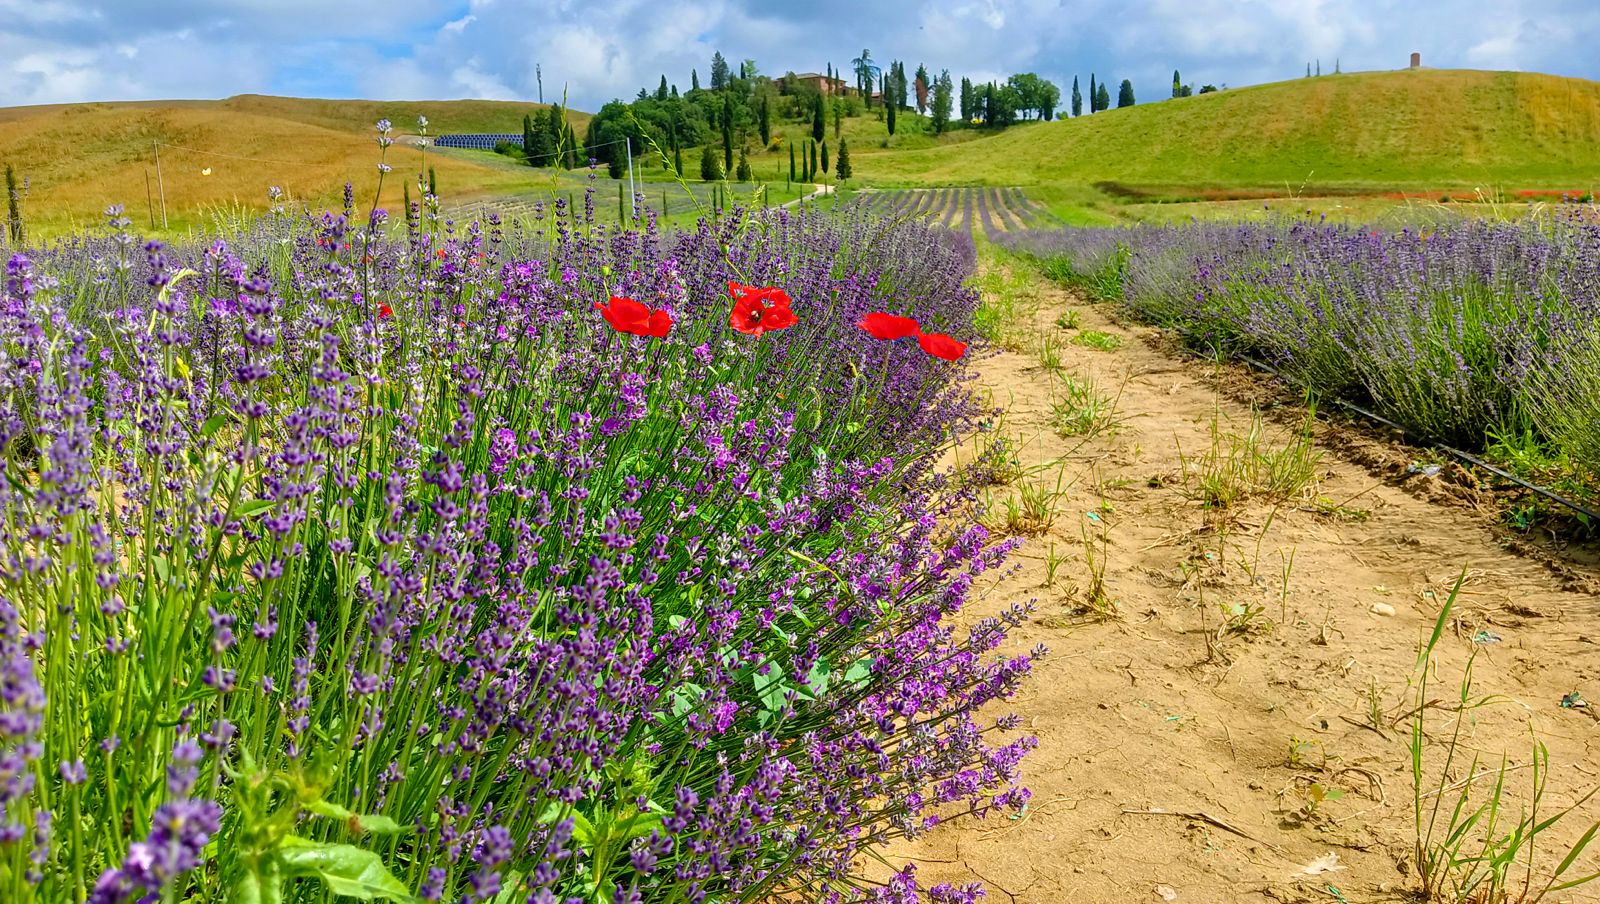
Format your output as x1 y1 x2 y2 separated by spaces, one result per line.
887 264 1600 903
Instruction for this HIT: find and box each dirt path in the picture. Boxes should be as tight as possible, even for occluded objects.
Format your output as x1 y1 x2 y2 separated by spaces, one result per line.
890 263 1600 903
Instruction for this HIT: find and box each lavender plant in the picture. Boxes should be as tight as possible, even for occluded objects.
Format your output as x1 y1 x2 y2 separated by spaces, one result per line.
0 154 1037 902
1002 216 1600 484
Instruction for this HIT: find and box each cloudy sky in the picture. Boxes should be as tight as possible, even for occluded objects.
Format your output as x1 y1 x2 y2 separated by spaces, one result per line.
3 0 1597 112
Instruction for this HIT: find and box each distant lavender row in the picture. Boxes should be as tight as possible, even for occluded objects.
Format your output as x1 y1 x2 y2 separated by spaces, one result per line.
0 183 1031 903
1000 218 1600 476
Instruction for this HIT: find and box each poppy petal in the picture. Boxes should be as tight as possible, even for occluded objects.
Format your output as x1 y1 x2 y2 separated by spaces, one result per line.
917 332 967 360
858 312 920 341
646 310 673 338
763 304 798 330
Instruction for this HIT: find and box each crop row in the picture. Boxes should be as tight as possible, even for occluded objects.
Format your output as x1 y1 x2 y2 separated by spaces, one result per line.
857 187 1050 236
1000 217 1600 501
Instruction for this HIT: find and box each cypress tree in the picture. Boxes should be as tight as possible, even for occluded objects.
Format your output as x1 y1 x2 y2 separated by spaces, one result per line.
657 75 668 100
618 183 626 223
1172 69 1181 98
789 143 796 183
1117 79 1134 108
959 77 973 121
4 164 20 244
674 143 684 176
1095 82 1110 112
428 166 436 196
811 92 826 143
700 144 719 181
662 190 668 217
758 95 771 146
522 114 537 165
1088 74 1096 112
692 69 701 91
836 138 852 180
1071 76 1082 116
736 147 752 181
722 93 734 174
886 84 898 135
821 139 829 173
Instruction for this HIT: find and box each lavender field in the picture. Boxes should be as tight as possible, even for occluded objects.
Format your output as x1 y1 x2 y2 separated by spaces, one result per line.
1000 218 1600 498
856 188 1052 239
0 155 1041 902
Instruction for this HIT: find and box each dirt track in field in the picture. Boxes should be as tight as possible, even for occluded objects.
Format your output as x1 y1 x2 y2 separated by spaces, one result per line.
884 261 1600 903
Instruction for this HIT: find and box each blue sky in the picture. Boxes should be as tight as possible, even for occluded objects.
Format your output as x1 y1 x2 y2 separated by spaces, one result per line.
3 0 1598 113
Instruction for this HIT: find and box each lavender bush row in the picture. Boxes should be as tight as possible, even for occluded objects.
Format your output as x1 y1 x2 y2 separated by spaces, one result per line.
0 150 1036 902
1002 217 1600 474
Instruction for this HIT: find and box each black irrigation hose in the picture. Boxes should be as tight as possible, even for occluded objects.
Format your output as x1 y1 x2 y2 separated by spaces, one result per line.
1184 346 1600 523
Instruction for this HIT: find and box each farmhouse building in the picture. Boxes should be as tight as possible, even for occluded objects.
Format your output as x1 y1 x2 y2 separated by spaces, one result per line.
779 72 853 96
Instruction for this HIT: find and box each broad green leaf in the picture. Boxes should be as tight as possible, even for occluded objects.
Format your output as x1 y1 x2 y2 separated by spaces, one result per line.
200 413 229 438
754 663 788 713
276 836 415 901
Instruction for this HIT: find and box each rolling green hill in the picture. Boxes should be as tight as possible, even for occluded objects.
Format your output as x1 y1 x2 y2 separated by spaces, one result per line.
855 69 1600 197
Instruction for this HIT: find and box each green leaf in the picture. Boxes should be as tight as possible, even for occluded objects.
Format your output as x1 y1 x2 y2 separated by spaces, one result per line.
237 499 277 516
754 663 788 713
200 413 229 438
306 800 404 834
276 836 415 901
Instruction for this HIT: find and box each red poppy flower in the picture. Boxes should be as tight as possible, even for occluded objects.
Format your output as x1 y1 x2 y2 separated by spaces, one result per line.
595 295 673 338
378 304 392 319
728 282 798 335
858 312 921 341
917 332 967 360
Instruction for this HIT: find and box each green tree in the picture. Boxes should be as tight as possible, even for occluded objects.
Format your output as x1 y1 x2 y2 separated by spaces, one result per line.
851 49 878 106
1117 79 1135 108
721 93 734 173
1071 76 1082 116
886 82 898 135
931 69 953 134
1096 82 1111 111
758 95 771 146
789 142 796 183
836 138 852 180
1172 69 1181 98
833 99 843 140
821 139 829 173
1089 74 1098 111
959 77 973 120
692 68 701 91
522 114 538 166
674 142 684 176
735 147 752 181
808 140 818 181
700 144 720 181
658 75 669 101
914 63 930 114
711 52 730 89
811 92 826 143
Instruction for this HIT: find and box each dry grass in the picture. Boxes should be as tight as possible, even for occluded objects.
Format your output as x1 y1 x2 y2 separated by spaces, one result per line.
0 95 582 234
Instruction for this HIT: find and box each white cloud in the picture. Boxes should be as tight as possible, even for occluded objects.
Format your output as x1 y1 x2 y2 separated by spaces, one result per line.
4 0 1600 110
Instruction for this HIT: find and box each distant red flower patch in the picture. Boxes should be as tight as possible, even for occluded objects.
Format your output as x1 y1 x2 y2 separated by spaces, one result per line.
596 295 672 338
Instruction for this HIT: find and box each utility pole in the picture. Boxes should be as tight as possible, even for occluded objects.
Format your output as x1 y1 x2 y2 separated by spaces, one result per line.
152 142 168 229
537 64 543 104
625 136 636 221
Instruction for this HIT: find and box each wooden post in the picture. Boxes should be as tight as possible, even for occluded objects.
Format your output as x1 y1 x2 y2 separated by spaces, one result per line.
152 142 168 229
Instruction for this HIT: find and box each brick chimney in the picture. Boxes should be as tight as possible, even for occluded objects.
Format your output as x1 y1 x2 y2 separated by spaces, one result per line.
1410 52 1421 69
